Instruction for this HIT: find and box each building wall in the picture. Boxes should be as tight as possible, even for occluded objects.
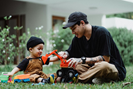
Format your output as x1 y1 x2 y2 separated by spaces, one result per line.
0 1 48 34
105 17 133 30
0 0 133 32
25 3 47 34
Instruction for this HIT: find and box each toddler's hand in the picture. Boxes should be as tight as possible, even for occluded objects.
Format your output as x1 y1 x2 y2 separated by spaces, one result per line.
7 72 13 77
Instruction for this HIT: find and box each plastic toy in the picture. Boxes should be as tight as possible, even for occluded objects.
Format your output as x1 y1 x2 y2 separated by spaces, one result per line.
0 72 12 83
14 74 30 83
41 50 78 83
0 72 9 83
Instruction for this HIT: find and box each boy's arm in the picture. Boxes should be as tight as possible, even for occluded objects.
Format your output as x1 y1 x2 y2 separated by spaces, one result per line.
49 56 59 62
7 67 20 77
49 51 68 62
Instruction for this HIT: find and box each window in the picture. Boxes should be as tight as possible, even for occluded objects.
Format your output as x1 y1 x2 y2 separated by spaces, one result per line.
52 16 65 31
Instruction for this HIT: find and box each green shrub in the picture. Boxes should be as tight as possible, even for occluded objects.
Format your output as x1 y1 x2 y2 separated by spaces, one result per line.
49 26 74 52
0 25 17 65
0 16 49 65
108 27 133 66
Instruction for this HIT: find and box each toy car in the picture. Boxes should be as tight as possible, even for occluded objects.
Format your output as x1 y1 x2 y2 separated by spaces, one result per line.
14 74 30 83
0 72 9 83
0 72 12 83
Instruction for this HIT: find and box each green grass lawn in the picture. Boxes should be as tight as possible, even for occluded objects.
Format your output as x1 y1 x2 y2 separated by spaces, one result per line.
0 64 133 89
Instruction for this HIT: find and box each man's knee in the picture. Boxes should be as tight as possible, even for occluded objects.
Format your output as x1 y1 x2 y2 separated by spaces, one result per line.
75 64 90 74
95 61 118 73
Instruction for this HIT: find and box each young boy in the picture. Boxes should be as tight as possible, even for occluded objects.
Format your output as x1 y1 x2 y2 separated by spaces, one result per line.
8 36 60 83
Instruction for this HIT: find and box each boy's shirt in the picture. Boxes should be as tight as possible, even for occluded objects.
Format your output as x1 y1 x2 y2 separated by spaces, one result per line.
17 57 50 71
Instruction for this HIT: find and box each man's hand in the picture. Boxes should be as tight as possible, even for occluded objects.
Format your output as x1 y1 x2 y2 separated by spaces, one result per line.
67 58 82 68
58 51 69 59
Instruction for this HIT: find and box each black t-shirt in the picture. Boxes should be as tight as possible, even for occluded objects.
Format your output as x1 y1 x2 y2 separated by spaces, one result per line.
67 25 126 80
17 57 50 71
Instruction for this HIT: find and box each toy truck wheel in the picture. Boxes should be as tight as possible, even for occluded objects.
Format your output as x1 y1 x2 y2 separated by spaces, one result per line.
61 77 65 83
57 69 64 77
67 70 75 78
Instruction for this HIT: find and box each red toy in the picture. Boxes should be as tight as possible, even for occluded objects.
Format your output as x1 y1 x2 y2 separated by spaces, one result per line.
42 50 74 68
42 50 78 83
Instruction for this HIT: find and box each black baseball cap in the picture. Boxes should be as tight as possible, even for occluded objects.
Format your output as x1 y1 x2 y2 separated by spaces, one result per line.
63 12 87 29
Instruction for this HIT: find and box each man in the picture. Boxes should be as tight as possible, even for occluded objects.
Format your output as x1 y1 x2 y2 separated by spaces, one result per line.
61 12 126 84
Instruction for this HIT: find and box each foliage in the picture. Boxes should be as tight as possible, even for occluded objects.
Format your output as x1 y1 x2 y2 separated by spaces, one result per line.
33 26 49 53
0 25 16 65
0 16 32 65
108 27 133 66
49 26 74 52
106 12 133 19
0 64 14 72
0 16 49 65
15 28 31 63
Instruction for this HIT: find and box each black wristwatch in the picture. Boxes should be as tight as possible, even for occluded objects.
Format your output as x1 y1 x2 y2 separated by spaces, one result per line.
81 57 86 64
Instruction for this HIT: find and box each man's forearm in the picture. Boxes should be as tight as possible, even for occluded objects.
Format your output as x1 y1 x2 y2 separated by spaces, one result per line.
86 56 104 64
67 55 110 67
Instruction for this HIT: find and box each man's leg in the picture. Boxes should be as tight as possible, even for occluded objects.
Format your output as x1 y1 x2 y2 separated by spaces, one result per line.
75 61 119 83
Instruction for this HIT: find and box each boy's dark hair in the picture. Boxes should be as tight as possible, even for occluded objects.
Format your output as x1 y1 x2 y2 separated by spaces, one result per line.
27 36 44 51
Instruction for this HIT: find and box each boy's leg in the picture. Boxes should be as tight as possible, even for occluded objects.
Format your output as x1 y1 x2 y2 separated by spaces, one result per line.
29 74 40 82
41 74 55 83
49 74 55 83
45 73 57 79
29 73 55 83
75 61 119 83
